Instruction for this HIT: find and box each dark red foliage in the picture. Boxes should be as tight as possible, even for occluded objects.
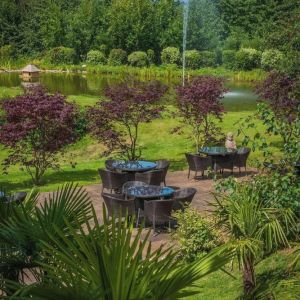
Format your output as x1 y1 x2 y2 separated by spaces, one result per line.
256 71 299 122
176 76 227 148
88 81 167 159
0 87 79 184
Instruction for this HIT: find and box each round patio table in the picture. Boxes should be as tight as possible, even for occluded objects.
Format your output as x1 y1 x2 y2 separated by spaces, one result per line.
109 160 157 173
199 146 237 171
124 185 175 199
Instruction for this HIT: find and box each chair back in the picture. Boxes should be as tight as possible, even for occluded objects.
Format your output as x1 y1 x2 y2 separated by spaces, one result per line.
135 169 164 186
102 193 135 217
185 153 196 171
186 153 212 171
98 169 128 191
105 159 115 170
172 188 197 211
144 200 174 224
235 147 251 166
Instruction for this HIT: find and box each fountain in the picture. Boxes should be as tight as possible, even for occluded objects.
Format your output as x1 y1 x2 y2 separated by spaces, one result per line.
182 0 190 86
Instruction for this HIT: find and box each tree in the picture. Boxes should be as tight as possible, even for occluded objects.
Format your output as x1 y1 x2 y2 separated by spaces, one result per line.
213 177 296 297
0 87 79 185
175 76 226 151
88 81 167 160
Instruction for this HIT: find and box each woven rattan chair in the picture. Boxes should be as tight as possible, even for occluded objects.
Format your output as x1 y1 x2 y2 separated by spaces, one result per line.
172 188 197 211
155 160 170 186
5 192 27 204
185 153 212 179
135 169 164 186
102 193 136 219
233 147 251 172
98 169 129 193
144 199 174 233
215 154 235 174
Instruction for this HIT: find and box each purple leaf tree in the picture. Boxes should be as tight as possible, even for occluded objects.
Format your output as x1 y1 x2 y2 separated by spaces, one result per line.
0 87 79 185
88 81 167 160
176 76 226 151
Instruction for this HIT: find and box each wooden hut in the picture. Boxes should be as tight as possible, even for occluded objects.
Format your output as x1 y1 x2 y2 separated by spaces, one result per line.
21 64 40 78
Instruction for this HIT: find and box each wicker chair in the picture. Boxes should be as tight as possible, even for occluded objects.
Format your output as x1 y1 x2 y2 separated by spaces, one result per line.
144 199 174 233
5 192 27 204
98 169 129 193
185 153 212 179
102 193 136 219
215 154 235 174
155 160 170 186
105 159 116 171
135 169 164 186
172 188 197 211
233 147 251 172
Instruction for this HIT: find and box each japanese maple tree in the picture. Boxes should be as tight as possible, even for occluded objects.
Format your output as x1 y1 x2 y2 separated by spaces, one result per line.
0 87 79 185
88 81 167 160
176 76 226 151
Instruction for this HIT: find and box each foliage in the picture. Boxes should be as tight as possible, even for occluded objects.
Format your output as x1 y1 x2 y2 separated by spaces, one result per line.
176 76 226 151
185 50 201 70
108 48 127 66
235 48 261 70
0 183 93 295
0 87 79 185
86 50 106 65
222 50 236 69
88 81 167 160
213 177 297 296
199 51 217 68
7 205 233 300
146 49 155 65
161 47 181 66
173 207 222 262
46 46 76 65
261 49 284 71
0 45 13 60
127 51 148 67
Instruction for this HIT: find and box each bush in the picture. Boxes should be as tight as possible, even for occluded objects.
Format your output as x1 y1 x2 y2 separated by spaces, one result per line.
147 49 155 65
173 208 222 262
199 51 217 67
47 46 76 65
184 50 201 69
161 47 181 65
99 44 108 55
128 51 148 67
235 48 261 70
86 50 106 65
108 49 127 66
0 45 14 60
261 49 284 71
222 50 236 69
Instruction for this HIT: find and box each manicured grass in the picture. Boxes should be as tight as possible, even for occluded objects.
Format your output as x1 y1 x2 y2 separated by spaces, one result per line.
0 91 282 193
187 249 299 299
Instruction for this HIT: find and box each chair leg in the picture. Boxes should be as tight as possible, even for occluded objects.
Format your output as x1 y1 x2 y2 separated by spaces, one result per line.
202 171 204 177
239 167 241 173
188 169 190 179
136 209 140 228
152 216 156 235
195 171 197 178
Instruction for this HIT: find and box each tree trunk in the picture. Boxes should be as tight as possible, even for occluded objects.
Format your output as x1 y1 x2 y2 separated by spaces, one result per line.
243 258 256 296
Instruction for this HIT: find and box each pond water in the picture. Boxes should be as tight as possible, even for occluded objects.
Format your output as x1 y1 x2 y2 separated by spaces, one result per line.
0 72 258 111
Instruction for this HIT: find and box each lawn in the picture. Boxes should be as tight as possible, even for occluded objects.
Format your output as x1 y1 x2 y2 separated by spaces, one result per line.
0 86 282 192
188 249 299 300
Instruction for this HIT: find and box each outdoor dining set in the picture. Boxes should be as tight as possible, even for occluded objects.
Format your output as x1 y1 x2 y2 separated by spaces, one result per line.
98 159 197 232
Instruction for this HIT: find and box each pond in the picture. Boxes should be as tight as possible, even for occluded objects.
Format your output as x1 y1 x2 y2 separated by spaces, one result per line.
0 72 258 111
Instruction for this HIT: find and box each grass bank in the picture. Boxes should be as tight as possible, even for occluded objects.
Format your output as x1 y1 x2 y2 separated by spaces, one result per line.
0 57 267 82
0 87 282 193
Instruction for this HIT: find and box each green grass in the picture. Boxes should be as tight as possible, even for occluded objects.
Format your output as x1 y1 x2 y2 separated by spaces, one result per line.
187 249 300 300
0 88 282 192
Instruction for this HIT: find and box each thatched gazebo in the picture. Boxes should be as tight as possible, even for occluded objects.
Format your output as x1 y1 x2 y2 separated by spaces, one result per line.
21 64 40 78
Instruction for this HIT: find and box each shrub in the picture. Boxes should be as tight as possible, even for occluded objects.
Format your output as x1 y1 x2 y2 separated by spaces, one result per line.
161 47 181 65
86 50 106 65
47 46 76 65
184 50 201 69
261 49 284 71
235 48 261 70
99 44 108 55
147 49 155 65
222 50 236 69
0 45 14 60
108 49 127 66
128 51 148 67
199 51 217 67
173 208 222 262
